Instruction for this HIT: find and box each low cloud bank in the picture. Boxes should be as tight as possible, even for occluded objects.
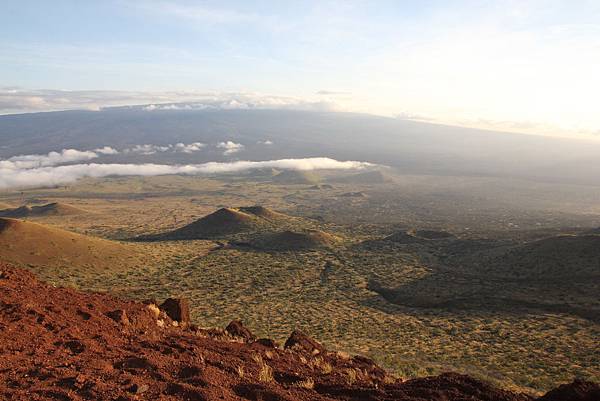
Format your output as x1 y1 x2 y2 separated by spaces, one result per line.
0 158 372 190
0 88 339 115
0 149 99 169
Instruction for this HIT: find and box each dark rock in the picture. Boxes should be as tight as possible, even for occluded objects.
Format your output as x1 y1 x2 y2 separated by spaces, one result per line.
128 383 149 394
284 330 325 355
106 309 130 326
256 338 279 348
225 320 256 342
159 298 190 324
538 379 600 401
351 355 386 380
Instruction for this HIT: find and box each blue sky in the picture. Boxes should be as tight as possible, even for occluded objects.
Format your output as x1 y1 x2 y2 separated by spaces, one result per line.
1 1 600 137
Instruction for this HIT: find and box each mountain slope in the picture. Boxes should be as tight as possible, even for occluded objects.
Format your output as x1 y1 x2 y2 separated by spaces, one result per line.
1 263 595 401
3 108 600 184
148 206 301 240
0 218 140 270
0 202 86 218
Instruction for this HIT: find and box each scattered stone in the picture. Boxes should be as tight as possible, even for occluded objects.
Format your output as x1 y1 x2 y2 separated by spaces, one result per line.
284 330 325 355
106 309 129 326
128 383 149 394
146 304 161 319
225 320 256 342
159 298 190 324
539 379 600 401
255 338 278 348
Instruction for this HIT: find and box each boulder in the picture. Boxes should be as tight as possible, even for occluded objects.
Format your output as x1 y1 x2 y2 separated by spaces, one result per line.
159 298 190 324
539 379 600 401
255 338 279 348
284 330 325 355
225 320 256 342
106 309 130 326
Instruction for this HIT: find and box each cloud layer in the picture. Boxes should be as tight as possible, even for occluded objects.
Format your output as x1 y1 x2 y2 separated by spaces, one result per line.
0 89 338 115
0 149 99 169
0 157 372 190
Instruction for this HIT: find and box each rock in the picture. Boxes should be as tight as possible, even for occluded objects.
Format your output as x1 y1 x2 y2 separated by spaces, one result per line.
539 379 600 401
159 298 190 324
225 320 256 342
352 355 386 380
284 330 325 355
106 309 129 326
256 338 279 348
128 383 149 394
146 303 161 319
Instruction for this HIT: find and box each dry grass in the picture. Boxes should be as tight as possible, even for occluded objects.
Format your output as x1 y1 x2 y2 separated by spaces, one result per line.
3 175 598 394
293 378 315 389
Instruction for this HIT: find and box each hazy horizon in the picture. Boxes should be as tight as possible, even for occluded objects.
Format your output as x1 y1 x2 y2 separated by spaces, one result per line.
2 1 600 138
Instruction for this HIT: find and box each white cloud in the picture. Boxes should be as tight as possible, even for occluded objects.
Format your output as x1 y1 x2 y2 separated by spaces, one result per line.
124 144 171 155
94 146 119 155
0 158 373 190
0 149 98 169
258 140 273 145
217 141 244 155
173 142 205 153
0 89 339 115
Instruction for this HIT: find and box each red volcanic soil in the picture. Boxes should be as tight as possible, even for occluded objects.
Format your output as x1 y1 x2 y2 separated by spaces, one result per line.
0 263 597 401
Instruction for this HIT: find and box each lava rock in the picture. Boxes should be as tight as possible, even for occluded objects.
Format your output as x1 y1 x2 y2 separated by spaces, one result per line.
284 330 325 355
159 298 190 324
256 338 279 348
106 309 129 326
128 383 149 394
225 320 256 342
539 379 600 401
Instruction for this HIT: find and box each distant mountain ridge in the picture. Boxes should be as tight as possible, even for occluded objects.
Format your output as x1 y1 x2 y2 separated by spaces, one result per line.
2 108 600 184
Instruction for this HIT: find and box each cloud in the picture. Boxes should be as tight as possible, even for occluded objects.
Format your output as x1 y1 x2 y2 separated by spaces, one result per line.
258 140 273 145
94 146 119 155
0 89 340 115
316 90 351 96
123 144 171 155
0 158 373 190
217 141 244 155
173 142 205 153
0 149 99 169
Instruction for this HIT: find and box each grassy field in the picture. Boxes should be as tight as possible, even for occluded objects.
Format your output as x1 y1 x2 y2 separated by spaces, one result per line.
1 173 599 395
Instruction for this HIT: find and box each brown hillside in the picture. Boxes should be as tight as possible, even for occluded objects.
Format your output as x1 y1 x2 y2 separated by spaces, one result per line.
151 207 298 240
0 218 141 270
251 230 341 251
384 231 423 244
158 207 263 239
470 235 600 279
0 202 86 218
3 263 592 401
238 206 290 221
329 169 394 184
412 229 455 240
272 170 321 184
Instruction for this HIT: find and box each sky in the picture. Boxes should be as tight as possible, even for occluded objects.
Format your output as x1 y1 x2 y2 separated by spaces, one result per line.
1 0 600 138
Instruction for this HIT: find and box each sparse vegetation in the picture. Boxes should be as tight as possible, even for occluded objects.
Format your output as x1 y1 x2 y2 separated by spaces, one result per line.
2 174 599 394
